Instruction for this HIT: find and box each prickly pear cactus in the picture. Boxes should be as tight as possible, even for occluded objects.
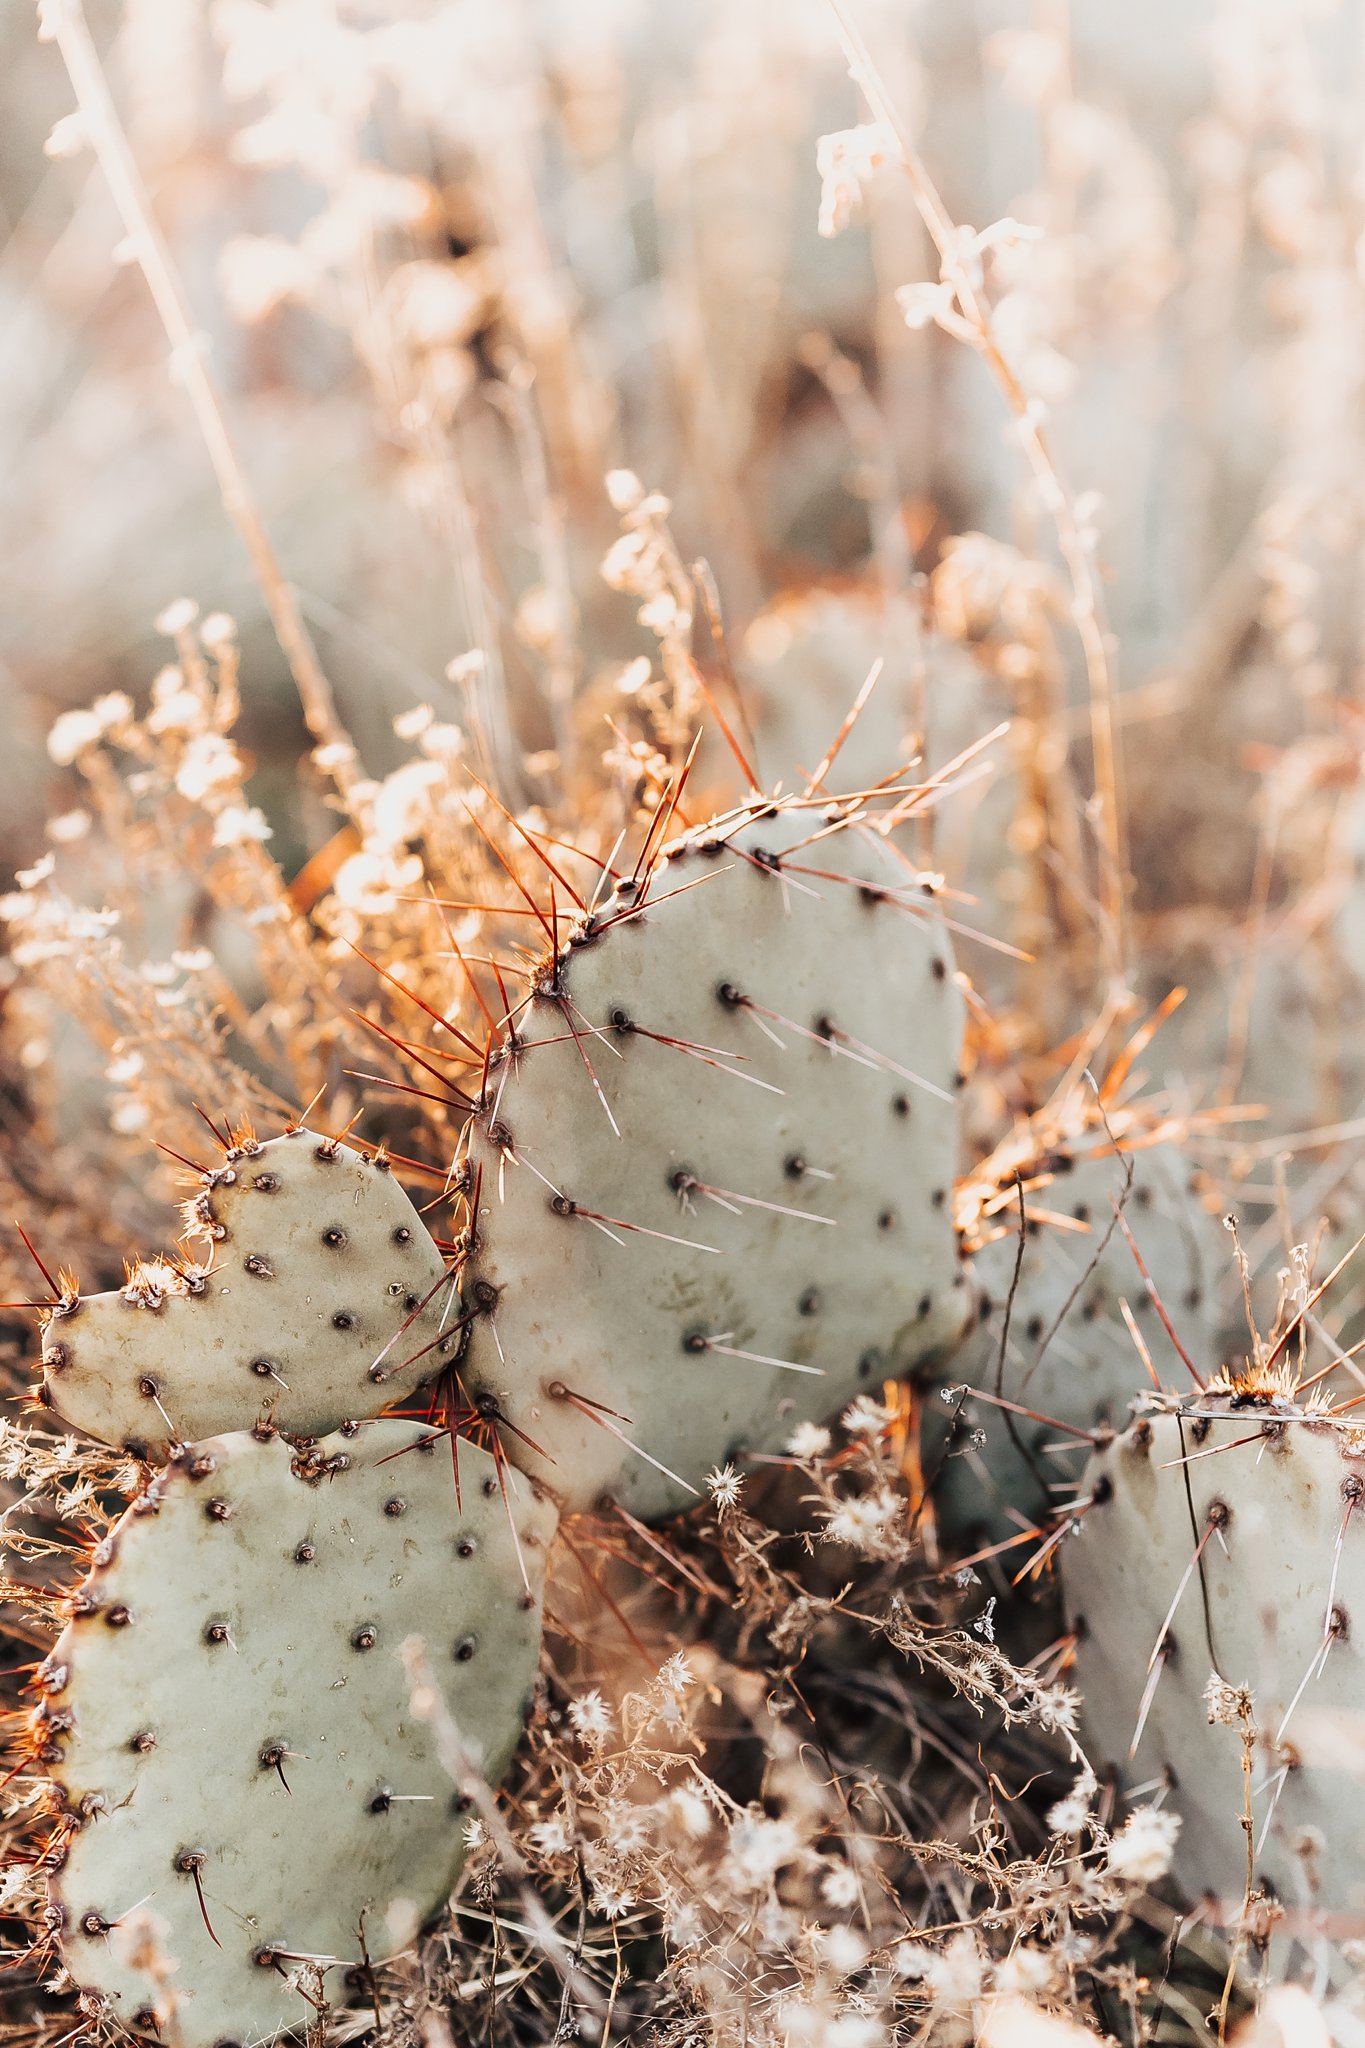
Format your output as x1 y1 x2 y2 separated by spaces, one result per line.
457 801 970 1517
40 1131 460 1450
737 590 918 796
41 1420 554 2048
1063 1402 1365 1927
927 1144 1229 1556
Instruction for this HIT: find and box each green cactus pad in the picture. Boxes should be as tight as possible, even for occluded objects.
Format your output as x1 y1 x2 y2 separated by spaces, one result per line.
40 1132 461 1452
457 802 970 1517
42 1419 554 2047
925 1143 1229 1556
1064 1403 1365 1928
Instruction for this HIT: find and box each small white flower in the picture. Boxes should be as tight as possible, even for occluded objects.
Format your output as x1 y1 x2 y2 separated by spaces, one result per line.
665 1901 704 1950
605 469 643 512
175 733 242 803
1035 1685 1081 1735
664 1786 711 1840
841 1394 894 1436
925 1931 984 2008
47 810 91 844
393 704 435 741
567 1689 614 1743
155 597 199 637
461 1816 485 1850
658 1652 694 1695
600 531 647 592
726 1812 801 1883
419 722 465 762
786 1421 832 1460
47 710 103 766
212 805 273 848
200 612 237 649
706 1463 744 1511
1106 1806 1181 1885
822 1489 900 1554
528 1815 570 1856
1047 1766 1097 1837
590 1883 634 1920
819 1861 860 1909
815 123 892 237
995 1944 1053 1997
819 1924 868 1978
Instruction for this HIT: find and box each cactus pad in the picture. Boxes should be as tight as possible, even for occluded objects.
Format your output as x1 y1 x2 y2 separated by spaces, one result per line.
927 1144 1229 1554
457 803 969 1517
42 1420 554 2046
40 1132 461 1451
1064 1403 1365 1926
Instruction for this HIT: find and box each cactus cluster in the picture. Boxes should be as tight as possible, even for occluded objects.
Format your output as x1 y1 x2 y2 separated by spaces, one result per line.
19 669 1365 2043
21 780 983 2041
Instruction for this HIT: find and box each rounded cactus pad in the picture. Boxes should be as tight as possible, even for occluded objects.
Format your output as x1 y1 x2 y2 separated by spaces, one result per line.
457 803 969 1517
41 1420 555 2047
927 1143 1230 1554
40 1131 461 1451
1064 1404 1365 1927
